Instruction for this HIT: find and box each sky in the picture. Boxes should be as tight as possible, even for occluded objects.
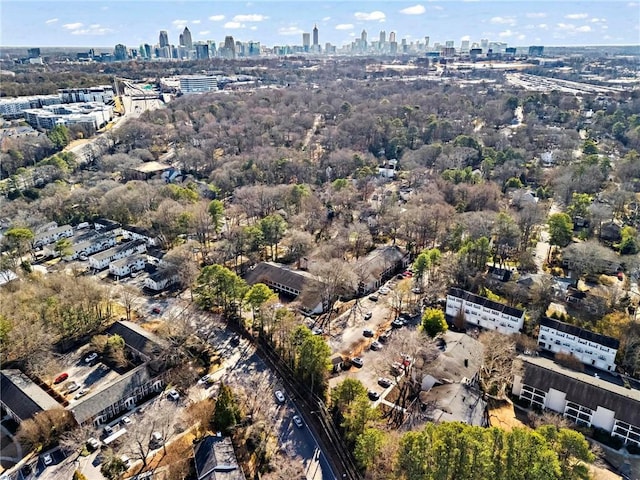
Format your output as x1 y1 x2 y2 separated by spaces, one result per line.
1 0 639 49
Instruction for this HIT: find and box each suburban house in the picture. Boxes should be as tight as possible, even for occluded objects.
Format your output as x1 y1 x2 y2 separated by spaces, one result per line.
33 224 73 248
445 287 525 334
419 331 488 427
194 435 246 480
537 317 619 372
109 254 146 278
513 356 640 448
354 245 410 294
94 218 122 235
122 225 159 247
0 370 60 423
69 364 163 426
64 233 117 260
144 269 180 292
89 239 147 270
243 262 327 314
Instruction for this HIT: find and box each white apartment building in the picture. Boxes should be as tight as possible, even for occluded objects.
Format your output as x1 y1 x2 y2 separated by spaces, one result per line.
178 75 218 94
538 317 619 372
445 287 525 334
59 86 115 104
513 356 640 448
0 95 61 119
23 102 113 131
89 240 147 270
109 254 146 278
33 225 74 248
144 270 179 291
64 234 117 260
121 225 159 247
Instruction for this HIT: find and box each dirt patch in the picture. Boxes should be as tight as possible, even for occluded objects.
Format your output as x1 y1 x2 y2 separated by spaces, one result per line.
488 402 527 431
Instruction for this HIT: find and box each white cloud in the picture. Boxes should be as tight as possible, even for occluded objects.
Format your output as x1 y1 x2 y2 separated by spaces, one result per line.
555 23 592 35
278 26 304 35
565 13 588 19
590 17 606 23
335 23 354 30
172 19 189 29
432 5 444 10
576 25 591 32
192 20 201 24
63 22 84 30
250 25 257 30
199 30 210 35
400 5 426 15
209 15 225 21
322 16 331 21
498 29 515 38
460 35 471 41
70 24 114 35
354 11 386 21
232 14 268 22
490 16 516 26
45 18 58 24
538 23 548 29
526 12 547 18
224 21 245 29
517 34 526 40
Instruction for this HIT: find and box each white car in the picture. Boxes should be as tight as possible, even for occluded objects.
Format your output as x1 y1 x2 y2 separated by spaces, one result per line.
275 390 285 404
197 374 211 385
43 453 53 466
84 352 98 364
378 286 391 295
167 389 180 401
121 415 132 425
292 415 304 428
74 388 89 399
87 437 101 451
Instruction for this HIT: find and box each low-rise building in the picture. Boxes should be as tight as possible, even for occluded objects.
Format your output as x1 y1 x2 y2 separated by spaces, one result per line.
94 218 122 235
109 254 146 278
354 245 410 294
445 287 525 334
122 225 159 247
64 233 117 260
0 370 61 423
538 317 619 372
89 239 147 270
144 269 180 291
513 356 640 448
194 435 246 480
33 224 73 248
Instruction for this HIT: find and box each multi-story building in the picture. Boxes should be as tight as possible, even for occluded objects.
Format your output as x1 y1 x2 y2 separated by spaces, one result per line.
445 287 525 334
537 317 619 372
59 86 115 104
109 254 146 278
159 30 169 48
114 44 128 61
89 239 147 270
0 95 62 119
178 75 218 94
23 102 113 131
513 356 640 448
33 224 74 248
302 33 311 52
62 233 117 260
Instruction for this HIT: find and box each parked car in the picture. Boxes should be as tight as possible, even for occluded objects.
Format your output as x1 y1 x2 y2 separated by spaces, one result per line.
370 341 382 351
87 437 101 451
53 373 69 384
275 390 286 404
378 286 390 295
368 390 380 400
66 381 80 393
368 294 379 302
152 306 162 314
84 352 98 364
351 357 364 368
167 389 180 401
312 327 324 335
230 335 241 346
120 455 131 467
364 312 372 320
378 377 392 388
379 331 392 343
363 329 374 338
391 319 404 328
104 425 113 436
121 416 132 426
292 415 304 428
198 374 212 385
150 431 163 447
74 388 89 400
43 453 53 466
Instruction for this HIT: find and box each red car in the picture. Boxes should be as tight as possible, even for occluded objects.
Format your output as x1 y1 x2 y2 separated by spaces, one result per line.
54 373 69 384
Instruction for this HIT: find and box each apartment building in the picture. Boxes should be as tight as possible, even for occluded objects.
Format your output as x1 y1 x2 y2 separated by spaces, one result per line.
445 287 525 334
33 224 74 248
513 356 640 448
89 240 147 270
538 317 619 372
109 254 146 278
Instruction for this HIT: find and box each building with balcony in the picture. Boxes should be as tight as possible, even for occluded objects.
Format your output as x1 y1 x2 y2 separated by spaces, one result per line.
537 317 619 372
89 240 147 270
445 287 525 334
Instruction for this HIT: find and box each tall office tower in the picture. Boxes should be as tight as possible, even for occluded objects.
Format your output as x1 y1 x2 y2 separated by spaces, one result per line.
445 40 454 48
223 36 236 59
302 33 311 52
425 36 430 48
159 30 169 48
114 44 127 61
389 31 396 43
179 33 184 46
182 27 193 49
195 42 209 59
480 38 489 51
379 30 386 44
208 41 217 57
312 24 318 48
143 44 152 59
361 29 367 50
460 40 470 54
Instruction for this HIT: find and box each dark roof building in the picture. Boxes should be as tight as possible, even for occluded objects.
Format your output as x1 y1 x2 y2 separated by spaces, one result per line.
445 287 525 334
194 435 246 480
354 245 409 294
514 356 640 447
0 370 60 422
244 262 326 314
107 320 167 362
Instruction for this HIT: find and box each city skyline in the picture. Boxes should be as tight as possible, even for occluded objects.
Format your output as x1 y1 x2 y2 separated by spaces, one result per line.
1 0 639 49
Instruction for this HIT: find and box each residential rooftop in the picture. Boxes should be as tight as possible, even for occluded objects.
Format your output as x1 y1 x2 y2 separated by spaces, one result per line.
448 287 525 319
